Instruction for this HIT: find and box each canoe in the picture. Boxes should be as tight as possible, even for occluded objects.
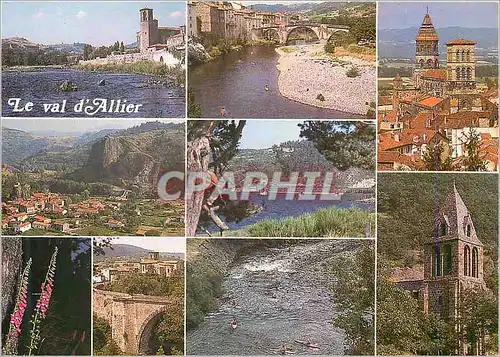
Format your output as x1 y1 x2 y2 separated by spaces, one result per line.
294 340 319 349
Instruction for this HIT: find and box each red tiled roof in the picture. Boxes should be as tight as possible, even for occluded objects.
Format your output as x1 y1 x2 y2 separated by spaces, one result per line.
422 69 446 81
418 96 443 108
410 112 433 129
436 111 493 129
378 129 445 151
446 38 476 46
380 110 397 123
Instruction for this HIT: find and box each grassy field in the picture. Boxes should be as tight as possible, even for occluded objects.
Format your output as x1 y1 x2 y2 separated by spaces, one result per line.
231 207 375 238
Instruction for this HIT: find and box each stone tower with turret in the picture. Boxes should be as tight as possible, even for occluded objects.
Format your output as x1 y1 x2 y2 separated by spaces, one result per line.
422 183 485 354
139 7 159 53
414 11 440 89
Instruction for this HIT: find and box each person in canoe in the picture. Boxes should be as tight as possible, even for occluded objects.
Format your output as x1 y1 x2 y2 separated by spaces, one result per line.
229 316 238 332
220 107 227 117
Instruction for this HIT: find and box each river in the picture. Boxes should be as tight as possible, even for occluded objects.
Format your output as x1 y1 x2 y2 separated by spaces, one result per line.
187 239 352 355
2 69 185 117
188 46 363 119
199 192 374 233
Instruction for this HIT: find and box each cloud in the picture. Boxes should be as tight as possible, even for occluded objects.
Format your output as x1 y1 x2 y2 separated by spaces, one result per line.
169 11 184 17
32 11 44 19
75 10 86 19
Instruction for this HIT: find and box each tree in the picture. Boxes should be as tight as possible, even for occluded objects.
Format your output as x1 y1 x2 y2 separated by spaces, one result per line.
422 141 453 171
377 269 436 355
120 41 125 54
330 243 374 355
187 88 201 118
456 288 498 355
461 129 487 171
298 121 376 170
186 120 246 236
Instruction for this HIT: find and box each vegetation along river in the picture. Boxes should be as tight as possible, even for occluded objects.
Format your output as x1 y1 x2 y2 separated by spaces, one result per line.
201 192 374 233
188 45 364 119
187 239 351 355
2 69 185 117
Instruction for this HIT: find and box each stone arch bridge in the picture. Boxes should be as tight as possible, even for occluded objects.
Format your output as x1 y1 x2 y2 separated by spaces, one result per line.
252 23 350 45
93 286 180 354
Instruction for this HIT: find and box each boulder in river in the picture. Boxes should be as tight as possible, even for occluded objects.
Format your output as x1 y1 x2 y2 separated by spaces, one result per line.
58 80 78 91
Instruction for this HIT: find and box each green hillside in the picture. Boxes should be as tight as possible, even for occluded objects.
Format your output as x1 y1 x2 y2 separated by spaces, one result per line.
377 173 498 262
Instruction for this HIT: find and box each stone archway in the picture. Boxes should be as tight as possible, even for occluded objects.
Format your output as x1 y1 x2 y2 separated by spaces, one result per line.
137 305 169 355
327 30 351 46
285 26 320 45
159 56 164 63
263 28 280 42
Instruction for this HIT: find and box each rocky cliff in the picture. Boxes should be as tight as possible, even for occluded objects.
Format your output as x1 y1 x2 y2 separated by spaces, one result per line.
71 128 184 191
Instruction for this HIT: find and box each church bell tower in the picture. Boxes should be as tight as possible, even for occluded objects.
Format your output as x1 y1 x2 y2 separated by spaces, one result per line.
414 9 440 89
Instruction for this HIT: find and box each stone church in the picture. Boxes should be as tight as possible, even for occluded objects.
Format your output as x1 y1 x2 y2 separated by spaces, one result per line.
137 7 184 53
392 10 490 114
394 183 487 355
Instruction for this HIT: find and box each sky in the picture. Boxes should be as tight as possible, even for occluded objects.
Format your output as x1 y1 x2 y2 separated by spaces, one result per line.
2 1 186 46
102 237 186 253
2 119 182 135
379 2 499 30
238 120 303 149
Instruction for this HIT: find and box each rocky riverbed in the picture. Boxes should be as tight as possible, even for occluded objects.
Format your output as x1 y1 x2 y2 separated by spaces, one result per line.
276 43 376 115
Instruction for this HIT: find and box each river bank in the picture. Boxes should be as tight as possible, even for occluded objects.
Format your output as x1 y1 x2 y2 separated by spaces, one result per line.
187 239 359 355
2 64 69 72
276 43 376 116
73 60 185 85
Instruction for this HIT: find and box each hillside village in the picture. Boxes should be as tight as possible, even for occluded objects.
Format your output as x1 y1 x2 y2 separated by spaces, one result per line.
1 121 185 236
94 251 184 284
377 12 498 171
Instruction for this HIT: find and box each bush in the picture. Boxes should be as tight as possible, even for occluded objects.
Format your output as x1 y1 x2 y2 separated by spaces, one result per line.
324 42 335 54
238 207 375 238
366 108 376 119
346 66 361 78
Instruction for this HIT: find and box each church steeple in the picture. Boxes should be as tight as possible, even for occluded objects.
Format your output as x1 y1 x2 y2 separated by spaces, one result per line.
414 10 440 88
435 183 482 246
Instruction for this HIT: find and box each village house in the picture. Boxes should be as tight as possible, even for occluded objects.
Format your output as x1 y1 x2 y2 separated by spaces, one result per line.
108 219 125 229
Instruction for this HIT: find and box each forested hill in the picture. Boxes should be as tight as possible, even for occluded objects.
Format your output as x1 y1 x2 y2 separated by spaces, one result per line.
377 173 498 262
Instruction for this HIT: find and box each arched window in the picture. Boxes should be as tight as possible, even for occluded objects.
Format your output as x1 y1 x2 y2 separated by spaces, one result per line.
435 59 439 69
440 221 447 236
466 224 471 237
419 59 424 68
464 245 470 276
437 295 443 316
466 67 471 81
456 49 460 61
443 245 452 275
472 247 478 278
427 59 433 68
434 249 441 277
466 50 470 62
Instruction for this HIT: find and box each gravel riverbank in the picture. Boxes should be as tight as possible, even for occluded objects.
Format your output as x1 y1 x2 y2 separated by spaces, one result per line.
276 43 376 115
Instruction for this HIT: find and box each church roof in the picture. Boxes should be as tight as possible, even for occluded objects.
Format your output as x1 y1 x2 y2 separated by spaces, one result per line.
431 183 483 246
416 13 439 42
446 38 476 46
422 69 446 81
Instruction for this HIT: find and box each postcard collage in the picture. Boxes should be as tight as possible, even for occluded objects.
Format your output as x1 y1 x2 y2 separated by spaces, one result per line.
0 1 499 356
